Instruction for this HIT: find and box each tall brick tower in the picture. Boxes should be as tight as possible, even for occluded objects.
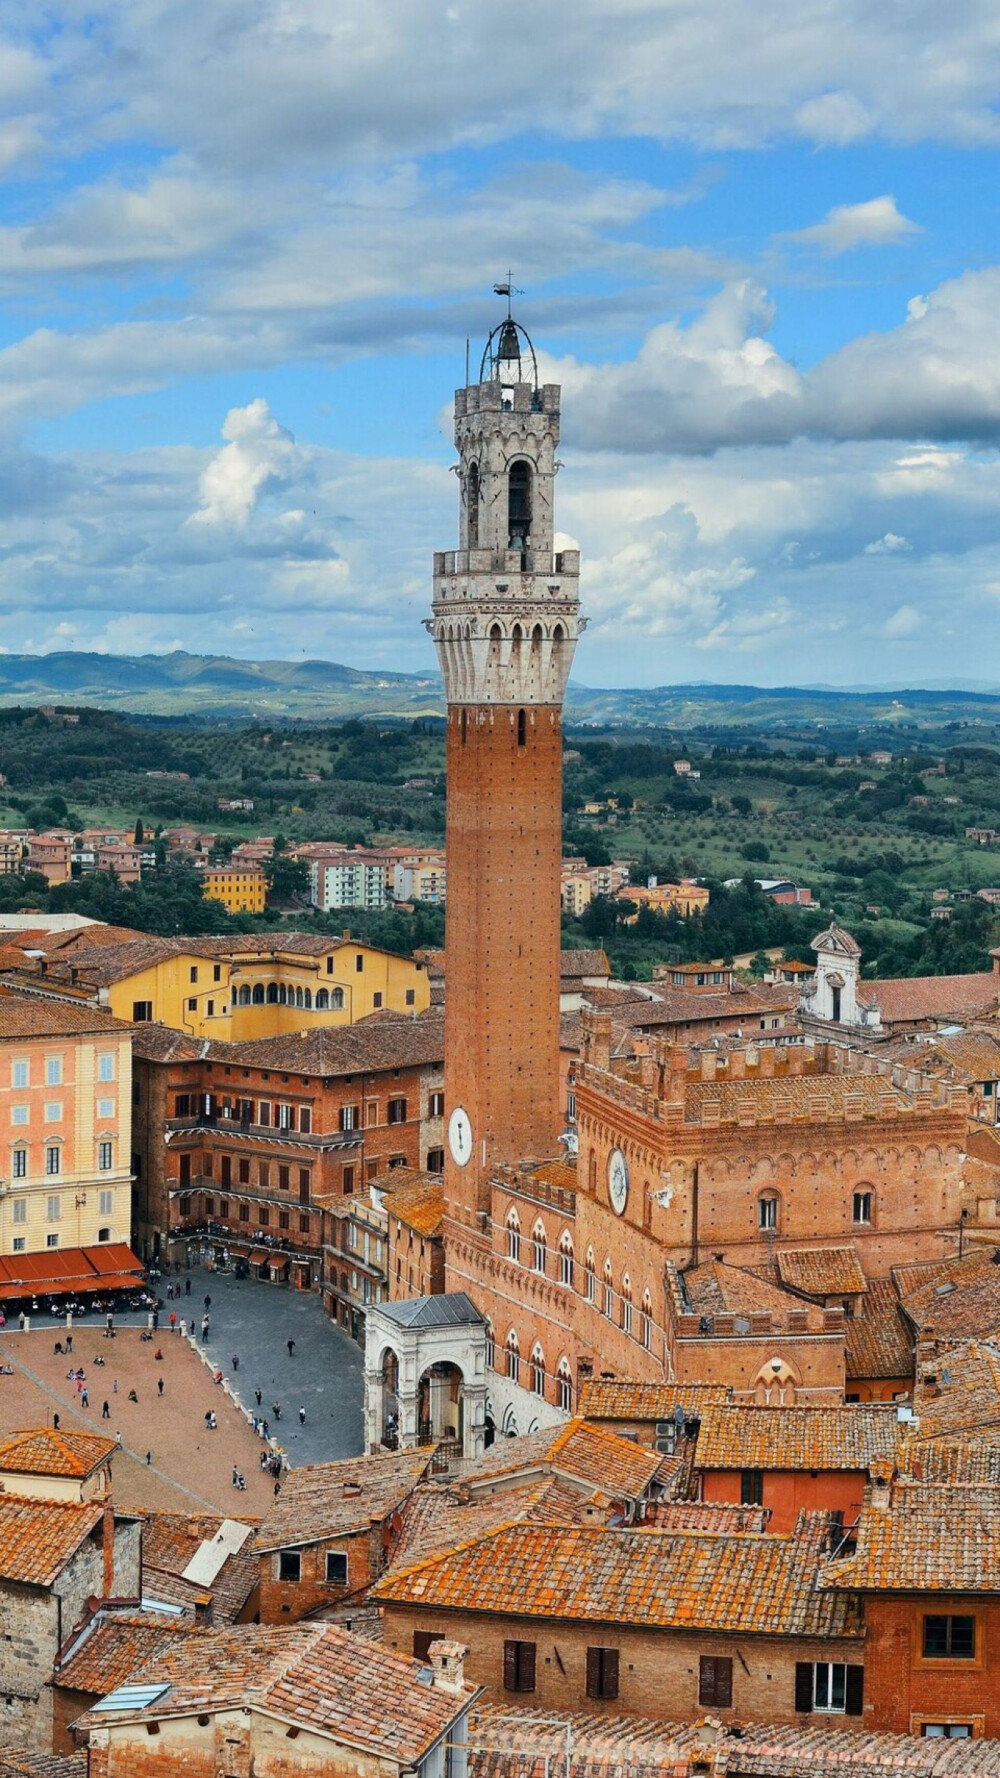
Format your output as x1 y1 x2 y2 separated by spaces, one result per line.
427 310 584 1251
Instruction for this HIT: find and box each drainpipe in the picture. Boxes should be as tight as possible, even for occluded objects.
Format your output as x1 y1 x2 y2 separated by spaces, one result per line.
689 1161 700 1269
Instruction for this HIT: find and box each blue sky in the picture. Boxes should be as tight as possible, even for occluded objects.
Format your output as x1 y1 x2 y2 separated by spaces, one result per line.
2 2 1000 687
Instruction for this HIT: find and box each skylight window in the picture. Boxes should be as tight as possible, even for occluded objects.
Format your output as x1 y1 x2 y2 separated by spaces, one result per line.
92 1682 171 1712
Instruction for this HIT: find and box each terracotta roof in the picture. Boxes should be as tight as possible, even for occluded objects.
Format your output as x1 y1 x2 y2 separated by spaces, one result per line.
140 1511 259 1621
579 1380 733 1421
130 1025 206 1063
74 1623 475 1762
642 1500 770 1533
206 1013 444 1077
255 1449 431 1553
845 1278 913 1382
454 1420 662 1502
56 1611 196 1695
896 1248 1000 1343
0 1755 85 1778
606 984 793 1032
372 1515 861 1640
685 1070 910 1123
680 1261 808 1320
821 1481 1000 1594
693 1405 900 1472
0 990 132 1039
858 971 998 1025
0 1427 117 1479
776 1246 867 1299
911 1339 1000 1441
917 1028 1000 1082
0 1497 103 1586
466 1705 1000 1777
382 1173 445 1238
903 1439 1000 1484
560 950 611 979
392 1476 618 1570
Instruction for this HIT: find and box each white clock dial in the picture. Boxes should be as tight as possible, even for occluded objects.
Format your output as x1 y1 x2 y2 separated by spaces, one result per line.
607 1147 629 1216
448 1106 473 1167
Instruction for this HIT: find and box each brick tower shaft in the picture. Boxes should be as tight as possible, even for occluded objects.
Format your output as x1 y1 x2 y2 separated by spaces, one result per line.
426 314 584 1243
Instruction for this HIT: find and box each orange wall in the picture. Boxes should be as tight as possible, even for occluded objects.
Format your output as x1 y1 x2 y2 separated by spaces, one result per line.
702 1468 866 1534
863 1595 1000 1738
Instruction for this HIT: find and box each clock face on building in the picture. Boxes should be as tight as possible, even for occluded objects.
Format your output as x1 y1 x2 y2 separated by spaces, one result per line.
448 1107 474 1168
607 1147 629 1216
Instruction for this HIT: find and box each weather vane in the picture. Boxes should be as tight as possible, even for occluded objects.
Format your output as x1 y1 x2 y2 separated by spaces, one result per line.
493 273 523 317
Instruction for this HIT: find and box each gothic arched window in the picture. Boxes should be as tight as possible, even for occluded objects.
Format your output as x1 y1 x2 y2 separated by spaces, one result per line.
506 1209 521 1263
508 459 532 553
467 461 480 547
530 1344 546 1397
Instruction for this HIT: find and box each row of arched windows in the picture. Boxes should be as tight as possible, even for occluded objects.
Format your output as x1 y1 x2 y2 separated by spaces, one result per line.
502 1210 655 1358
232 983 345 1010
486 1321 574 1411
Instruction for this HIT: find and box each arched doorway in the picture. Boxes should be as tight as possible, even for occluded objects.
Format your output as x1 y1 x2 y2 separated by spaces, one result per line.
418 1360 465 1456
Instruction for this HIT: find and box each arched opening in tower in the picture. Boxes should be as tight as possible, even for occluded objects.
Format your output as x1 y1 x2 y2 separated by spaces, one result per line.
467 462 480 548
508 459 532 563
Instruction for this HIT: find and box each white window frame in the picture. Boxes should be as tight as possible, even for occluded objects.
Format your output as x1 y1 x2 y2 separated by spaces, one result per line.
813 1662 847 1713
46 1193 61 1219
46 1146 61 1177
99 1189 114 1216
11 1059 28 1089
97 1052 115 1082
45 1056 62 1087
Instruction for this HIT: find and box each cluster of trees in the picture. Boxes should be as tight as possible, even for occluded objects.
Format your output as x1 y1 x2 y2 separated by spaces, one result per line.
569 875 826 977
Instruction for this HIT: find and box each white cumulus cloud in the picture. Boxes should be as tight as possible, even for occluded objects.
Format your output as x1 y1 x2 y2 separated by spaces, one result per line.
189 399 302 528
784 195 920 255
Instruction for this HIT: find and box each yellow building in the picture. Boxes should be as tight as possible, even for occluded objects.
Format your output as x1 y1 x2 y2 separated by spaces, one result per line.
59 932 430 1040
201 866 267 915
614 880 710 922
0 993 134 1261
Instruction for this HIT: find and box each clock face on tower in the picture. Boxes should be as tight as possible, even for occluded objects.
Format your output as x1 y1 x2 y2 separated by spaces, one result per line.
607 1147 629 1216
448 1107 473 1168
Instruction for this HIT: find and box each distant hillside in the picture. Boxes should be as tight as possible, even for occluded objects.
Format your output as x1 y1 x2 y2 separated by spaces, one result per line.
0 651 998 728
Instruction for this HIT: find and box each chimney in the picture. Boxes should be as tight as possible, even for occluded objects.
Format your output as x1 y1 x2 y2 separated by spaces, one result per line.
581 1008 612 1072
101 1499 114 1600
427 1640 467 1694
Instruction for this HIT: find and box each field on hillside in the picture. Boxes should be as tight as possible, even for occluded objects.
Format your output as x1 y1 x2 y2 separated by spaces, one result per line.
1 703 999 975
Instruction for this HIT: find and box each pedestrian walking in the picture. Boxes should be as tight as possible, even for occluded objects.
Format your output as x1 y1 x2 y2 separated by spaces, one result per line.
81 1388 89 1408
273 1479 281 1497
254 1388 262 1407
157 1377 164 1397
286 1337 296 1357
201 1316 209 1341
145 1451 152 1466
298 1406 305 1425
52 1413 60 1431
152 1310 159 1331
115 1431 122 1447
272 1401 281 1420
204 1295 211 1311
102 1400 110 1420
113 1378 118 1394
169 1312 176 1332
65 1334 73 1352
185 1277 191 1296
179 1318 187 1339
231 1353 239 1372
261 1419 270 1440
232 1465 239 1486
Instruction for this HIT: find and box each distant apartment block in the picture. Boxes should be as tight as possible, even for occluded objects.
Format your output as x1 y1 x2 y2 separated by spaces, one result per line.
309 854 389 912
392 855 446 905
615 878 710 920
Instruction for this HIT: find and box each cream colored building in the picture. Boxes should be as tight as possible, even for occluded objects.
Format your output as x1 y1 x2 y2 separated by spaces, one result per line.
0 993 133 1260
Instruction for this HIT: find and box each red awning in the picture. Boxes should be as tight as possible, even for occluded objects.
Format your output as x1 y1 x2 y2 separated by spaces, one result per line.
248 1249 271 1266
0 1243 144 1301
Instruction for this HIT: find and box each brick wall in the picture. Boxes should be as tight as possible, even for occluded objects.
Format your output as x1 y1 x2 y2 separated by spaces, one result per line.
701 1469 867 1535
443 705 564 1237
380 1603 864 1727
257 1525 373 1624
862 1595 1000 1737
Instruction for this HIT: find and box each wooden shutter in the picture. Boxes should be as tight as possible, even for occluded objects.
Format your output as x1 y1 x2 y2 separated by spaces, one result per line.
795 1663 814 1714
845 1665 864 1717
586 1647 602 1699
602 1647 619 1699
519 1641 536 1693
503 1640 518 1692
699 1656 732 1708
